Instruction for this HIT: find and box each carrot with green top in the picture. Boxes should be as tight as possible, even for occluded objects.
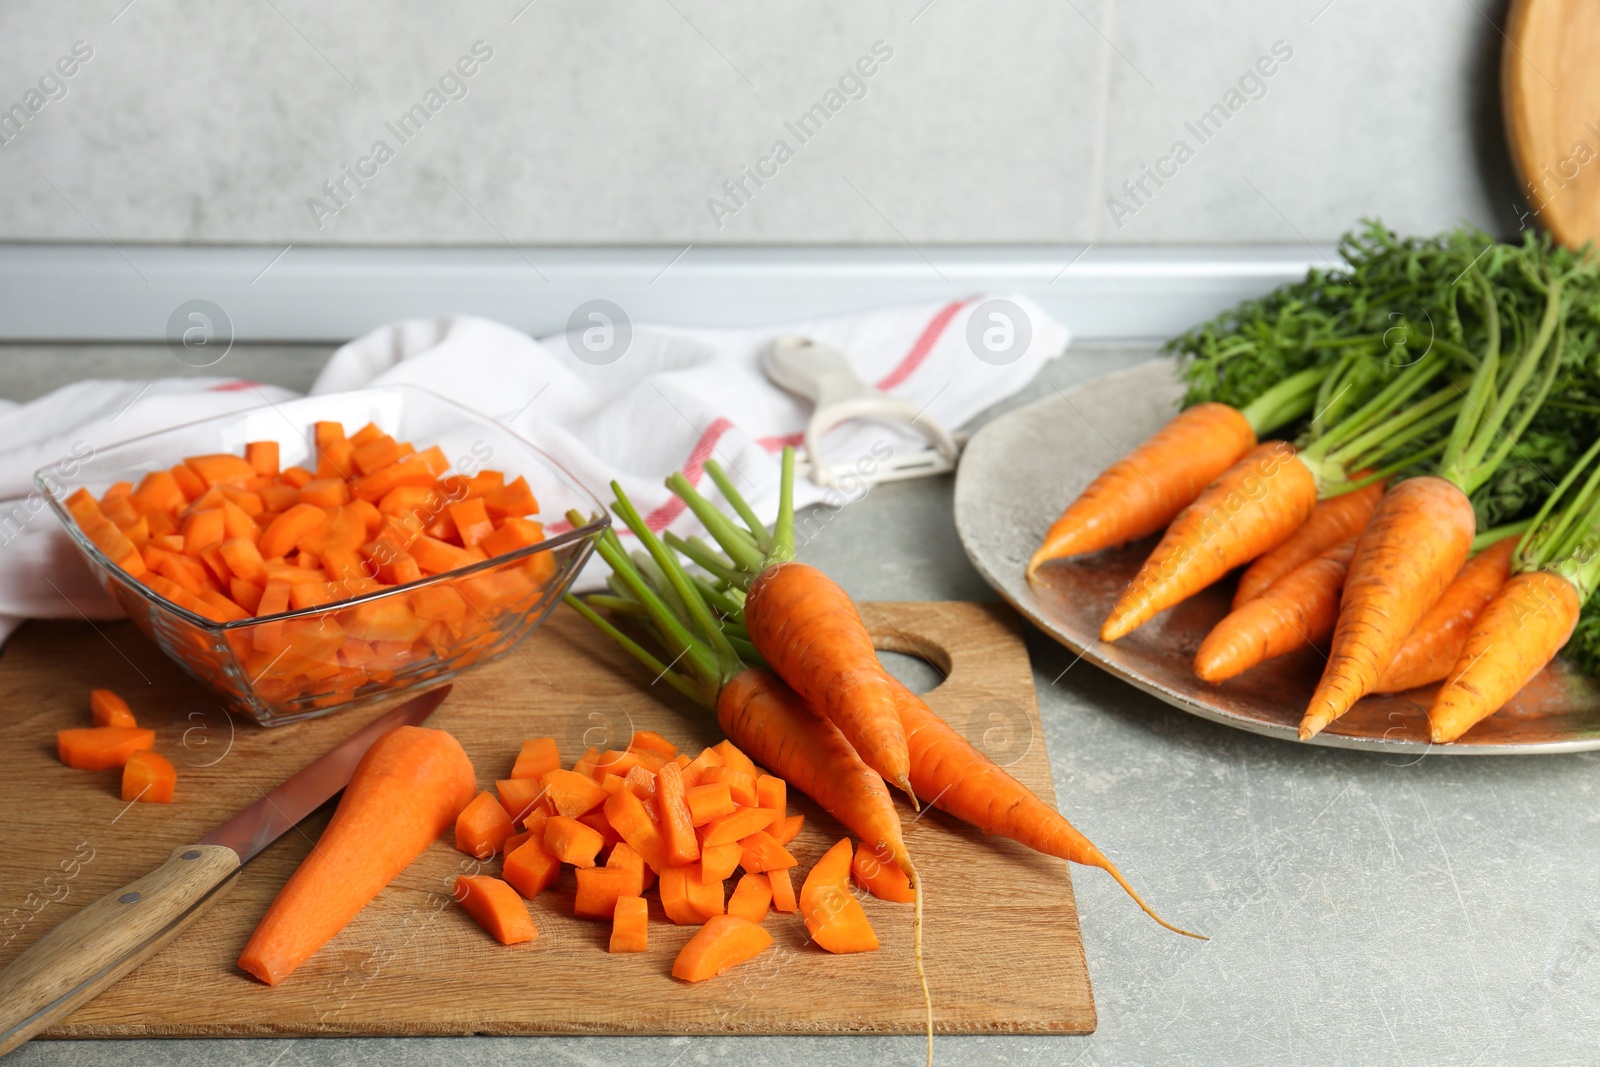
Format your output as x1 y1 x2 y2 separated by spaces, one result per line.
1232 478 1383 607
1428 442 1600 742
1373 530 1520 693
1028 367 1328 575
1103 348 1464 642
1302 261 1573 739
1194 538 1355 684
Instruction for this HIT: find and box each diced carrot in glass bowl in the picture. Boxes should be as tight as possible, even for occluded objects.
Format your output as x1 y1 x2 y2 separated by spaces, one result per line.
39 386 608 726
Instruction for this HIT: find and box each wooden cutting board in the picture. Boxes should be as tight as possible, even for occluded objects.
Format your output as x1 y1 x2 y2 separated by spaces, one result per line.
1503 0 1600 248
0 601 1094 1039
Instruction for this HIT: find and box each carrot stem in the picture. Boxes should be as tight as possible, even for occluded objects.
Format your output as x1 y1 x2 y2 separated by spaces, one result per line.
664 532 745 586
664 472 767 575
564 594 711 707
703 459 774 553
769 447 796 564
1238 364 1326 435
610 482 743 681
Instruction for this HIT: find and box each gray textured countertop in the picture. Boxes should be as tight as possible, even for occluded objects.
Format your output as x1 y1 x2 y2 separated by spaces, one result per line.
6 344 1599 1067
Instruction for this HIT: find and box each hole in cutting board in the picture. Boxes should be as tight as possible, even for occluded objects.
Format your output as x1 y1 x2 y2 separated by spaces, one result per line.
876 649 945 695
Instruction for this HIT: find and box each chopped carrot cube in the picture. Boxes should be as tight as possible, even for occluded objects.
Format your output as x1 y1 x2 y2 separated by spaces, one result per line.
685 783 737 827
769 867 797 913
609 895 649 953
454 875 537 945
503 836 562 901
574 866 638 920
510 737 560 780
455 790 514 859
773 813 805 846
245 440 280 478
738 831 797 874
540 768 608 817
57 727 155 770
449 498 495 547
495 777 546 825
699 840 742 884
121 750 176 803
727 872 772 925
89 689 136 728
671 915 773 982
544 814 604 868
484 475 538 518
700 806 778 846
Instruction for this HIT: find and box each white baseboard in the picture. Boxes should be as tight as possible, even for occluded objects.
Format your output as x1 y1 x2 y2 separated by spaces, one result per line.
0 244 1332 344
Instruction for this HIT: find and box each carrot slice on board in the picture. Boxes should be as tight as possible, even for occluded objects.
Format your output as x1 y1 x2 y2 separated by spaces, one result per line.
701 806 776 846
89 689 137 728
455 790 514 859
121 750 176 803
769 867 797 913
685 782 737 826
727 872 772 925
672 914 774 982
544 814 604 868
574 866 639 919
738 831 797 874
503 835 562 901
852 840 915 903
510 738 561 780
454 875 537 945
699 841 743 885
57 727 155 771
800 838 879 953
609 895 649 953
541 768 609 817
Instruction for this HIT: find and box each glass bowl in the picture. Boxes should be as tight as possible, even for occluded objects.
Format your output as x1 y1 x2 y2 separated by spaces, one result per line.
38 385 609 726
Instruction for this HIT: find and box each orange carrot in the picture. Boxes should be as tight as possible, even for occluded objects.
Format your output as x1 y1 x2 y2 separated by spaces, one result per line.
1374 535 1518 693
891 677 1203 938
655 761 701 866
1233 479 1384 607
121 750 176 803
1194 538 1355 684
744 561 916 803
573 866 639 920
455 790 514 859
238 726 475 985
801 838 879 953
852 840 915 903
738 831 797 874
727 872 773 924
1428 571 1581 743
672 914 774 982
1300 476 1476 739
716 669 911 880
510 737 561 780
89 688 137 728
57 726 155 771
454 875 537 945
1101 441 1318 641
1028 402 1258 575
609 895 649 953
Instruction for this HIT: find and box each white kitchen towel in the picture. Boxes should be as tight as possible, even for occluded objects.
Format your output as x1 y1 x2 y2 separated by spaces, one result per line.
0 295 1068 645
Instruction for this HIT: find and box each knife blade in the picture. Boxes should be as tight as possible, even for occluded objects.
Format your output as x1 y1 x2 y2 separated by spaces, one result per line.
0 684 452 1055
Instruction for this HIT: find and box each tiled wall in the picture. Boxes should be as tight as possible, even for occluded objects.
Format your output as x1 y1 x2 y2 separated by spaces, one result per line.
0 0 1518 245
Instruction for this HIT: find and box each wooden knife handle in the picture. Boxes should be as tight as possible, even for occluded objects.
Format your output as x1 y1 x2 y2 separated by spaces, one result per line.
0 843 240 1055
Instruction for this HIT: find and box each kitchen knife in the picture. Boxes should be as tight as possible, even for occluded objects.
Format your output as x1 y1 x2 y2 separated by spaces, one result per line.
0 684 452 1055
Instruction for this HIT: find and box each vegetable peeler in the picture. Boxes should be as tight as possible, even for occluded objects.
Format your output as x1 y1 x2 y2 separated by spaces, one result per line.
760 334 965 488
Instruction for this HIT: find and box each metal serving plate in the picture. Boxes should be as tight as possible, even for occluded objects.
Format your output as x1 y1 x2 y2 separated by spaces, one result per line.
953 360 1600 754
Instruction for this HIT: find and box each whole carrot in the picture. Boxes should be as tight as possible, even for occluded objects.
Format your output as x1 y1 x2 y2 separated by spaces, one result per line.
1428 441 1600 741
744 561 916 804
1300 477 1475 738
238 726 475 985
890 678 1204 939
1028 403 1257 575
1100 441 1318 641
1301 257 1572 739
1428 571 1580 742
718 667 912 879
1195 538 1355 684
1373 534 1518 693
1232 479 1383 608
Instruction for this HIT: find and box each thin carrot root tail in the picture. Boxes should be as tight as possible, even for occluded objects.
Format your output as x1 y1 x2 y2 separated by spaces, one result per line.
910 865 932 1067
899 776 921 812
1096 858 1208 941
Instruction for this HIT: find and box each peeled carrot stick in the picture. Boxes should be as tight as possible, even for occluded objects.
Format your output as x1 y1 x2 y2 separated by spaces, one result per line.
1028 402 1257 576
1300 476 1475 739
1428 571 1581 743
238 726 475 985
890 677 1203 939
1101 441 1318 641
1195 538 1355 684
1232 479 1384 608
744 561 916 804
1374 535 1519 693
